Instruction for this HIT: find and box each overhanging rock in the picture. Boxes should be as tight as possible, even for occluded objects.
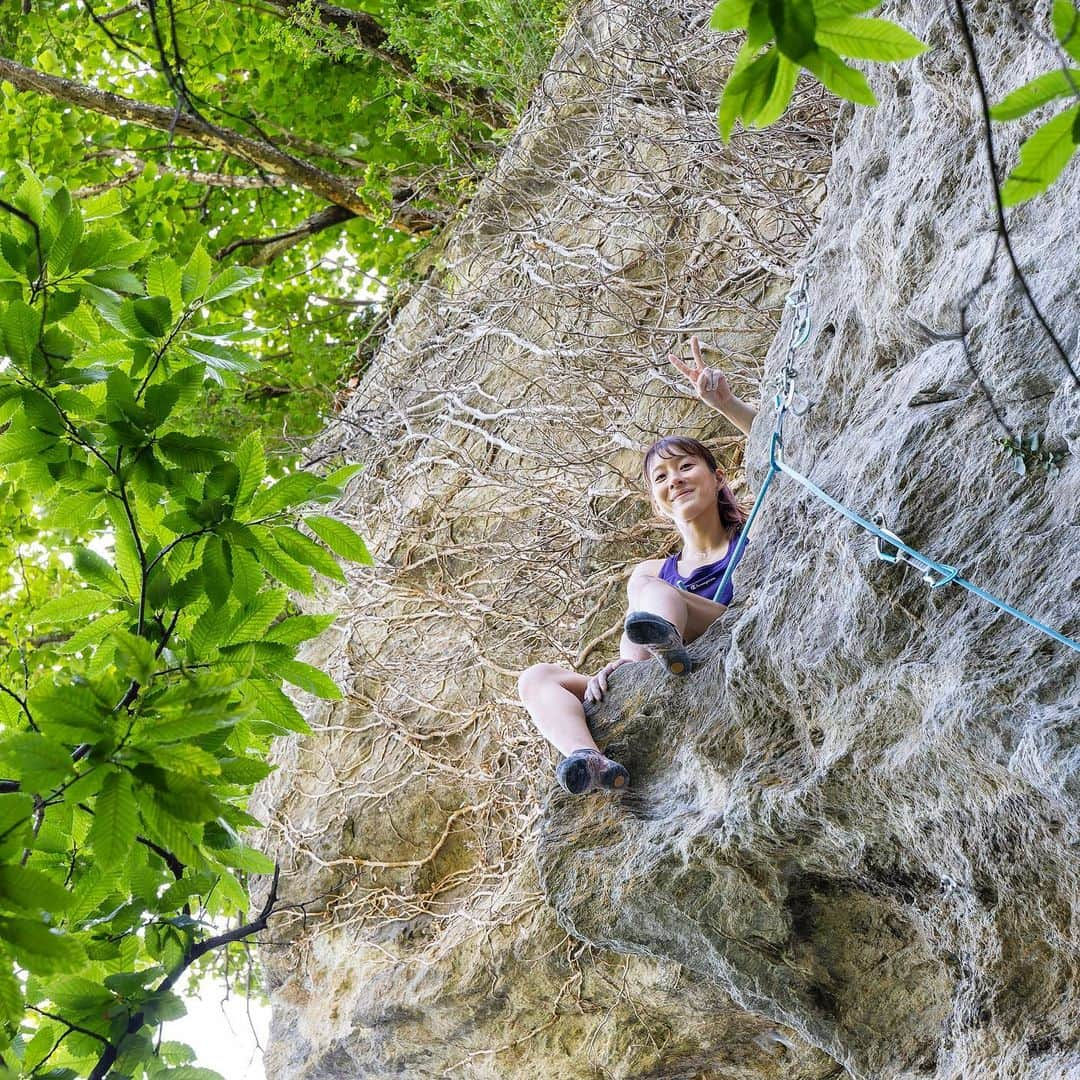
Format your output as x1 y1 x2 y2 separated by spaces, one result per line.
255 1 1080 1076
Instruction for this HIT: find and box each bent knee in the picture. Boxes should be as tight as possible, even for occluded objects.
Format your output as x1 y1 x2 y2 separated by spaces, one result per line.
517 662 571 699
627 571 675 602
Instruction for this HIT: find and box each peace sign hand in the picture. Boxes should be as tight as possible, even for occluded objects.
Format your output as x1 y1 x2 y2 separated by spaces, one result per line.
668 335 733 412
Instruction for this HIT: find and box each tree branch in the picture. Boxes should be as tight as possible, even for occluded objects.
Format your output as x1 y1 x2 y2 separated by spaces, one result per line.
951 0 1079 387
73 150 290 198
255 0 508 128
214 203 356 264
87 865 281 1080
0 56 437 234
28 1006 110 1046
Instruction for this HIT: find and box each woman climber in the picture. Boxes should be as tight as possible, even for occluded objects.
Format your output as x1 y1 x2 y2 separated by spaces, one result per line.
517 335 758 795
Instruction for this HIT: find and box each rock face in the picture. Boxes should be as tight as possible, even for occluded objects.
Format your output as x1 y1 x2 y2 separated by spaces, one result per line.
253 1 1080 1077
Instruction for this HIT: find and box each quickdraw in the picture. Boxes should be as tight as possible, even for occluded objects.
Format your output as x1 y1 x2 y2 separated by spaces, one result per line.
710 275 1079 654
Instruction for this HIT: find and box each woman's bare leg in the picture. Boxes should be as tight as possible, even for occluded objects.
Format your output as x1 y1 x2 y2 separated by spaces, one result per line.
517 663 599 757
625 573 727 645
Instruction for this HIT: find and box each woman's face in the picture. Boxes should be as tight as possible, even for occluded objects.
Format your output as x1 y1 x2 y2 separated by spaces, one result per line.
648 452 722 521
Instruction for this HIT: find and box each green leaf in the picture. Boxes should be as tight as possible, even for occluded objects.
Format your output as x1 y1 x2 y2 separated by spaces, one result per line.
226 589 287 645
75 545 128 595
0 865 73 913
205 266 261 302
234 431 265 507
138 796 203 869
815 16 928 61
802 44 877 105
304 515 372 564
0 733 72 792
146 257 183 309
318 462 363 491
752 52 800 126
112 629 158 683
107 507 144 596
28 681 107 741
33 588 114 624
87 270 145 297
245 679 312 734
181 245 212 303
0 795 34 860
740 46 781 123
219 756 274 784
201 534 232 606
1054 0 1080 62
141 744 221 779
57 610 128 656
208 842 275 874
0 916 86 975
47 205 83 276
769 0 817 60
1001 104 1080 205
263 613 336 647
44 974 114 1012
277 659 341 700
87 771 138 866
273 526 346 582
181 342 254 378
248 470 320 517
188 600 233 658
0 425 55 463
230 545 264 605
0 959 22 1024
990 68 1080 121
136 711 234 745
12 171 44 227
250 531 314 594
718 40 772 139
205 461 240 501
131 295 173 338
811 0 877 14
153 1066 226 1080
1 300 41 365
710 0 753 31
158 432 228 471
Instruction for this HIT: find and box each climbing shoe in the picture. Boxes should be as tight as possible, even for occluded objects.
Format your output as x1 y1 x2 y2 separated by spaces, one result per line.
556 748 630 795
624 611 692 675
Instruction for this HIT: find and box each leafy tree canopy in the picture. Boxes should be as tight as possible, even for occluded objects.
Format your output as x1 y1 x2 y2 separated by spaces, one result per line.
1 0 565 442
0 2 564 1076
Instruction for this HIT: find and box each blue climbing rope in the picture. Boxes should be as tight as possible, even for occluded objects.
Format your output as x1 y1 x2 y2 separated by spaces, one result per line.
710 276 1080 654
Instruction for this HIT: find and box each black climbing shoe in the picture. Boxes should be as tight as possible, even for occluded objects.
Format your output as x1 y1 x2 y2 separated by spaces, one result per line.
556 748 630 795
624 611 693 675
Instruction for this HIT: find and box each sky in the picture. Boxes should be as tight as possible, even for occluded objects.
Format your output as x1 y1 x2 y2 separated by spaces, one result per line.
166 973 270 1079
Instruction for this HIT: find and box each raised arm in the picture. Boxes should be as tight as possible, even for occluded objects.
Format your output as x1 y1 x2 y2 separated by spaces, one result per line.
668 335 757 437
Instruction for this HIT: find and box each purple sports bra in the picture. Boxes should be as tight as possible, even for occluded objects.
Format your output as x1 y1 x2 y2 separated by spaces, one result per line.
658 532 744 606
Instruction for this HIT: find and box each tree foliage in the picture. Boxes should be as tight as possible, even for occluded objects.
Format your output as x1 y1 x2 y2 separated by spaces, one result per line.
0 169 375 1078
991 0 1080 205
711 0 1080 204
0 0 565 445
710 0 926 140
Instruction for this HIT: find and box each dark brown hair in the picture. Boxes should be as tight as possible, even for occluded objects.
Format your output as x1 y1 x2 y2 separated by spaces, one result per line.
643 435 747 535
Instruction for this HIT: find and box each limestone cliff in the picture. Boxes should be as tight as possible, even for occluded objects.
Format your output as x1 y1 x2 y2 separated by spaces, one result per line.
253 1 1080 1077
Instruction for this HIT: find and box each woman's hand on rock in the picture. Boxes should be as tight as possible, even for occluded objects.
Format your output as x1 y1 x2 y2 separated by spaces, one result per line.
584 658 632 704
669 335 733 412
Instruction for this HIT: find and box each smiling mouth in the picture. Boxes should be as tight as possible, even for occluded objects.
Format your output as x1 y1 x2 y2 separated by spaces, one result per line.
673 490 693 501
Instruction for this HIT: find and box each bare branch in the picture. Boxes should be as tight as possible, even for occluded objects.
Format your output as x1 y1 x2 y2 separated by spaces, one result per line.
215 203 357 264
951 0 1078 387
72 149 290 197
